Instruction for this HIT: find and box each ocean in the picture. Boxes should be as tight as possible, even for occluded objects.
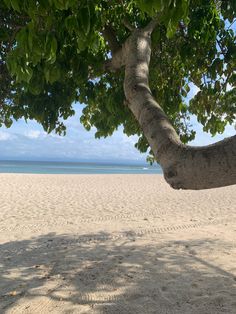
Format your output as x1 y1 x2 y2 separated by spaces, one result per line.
0 160 162 174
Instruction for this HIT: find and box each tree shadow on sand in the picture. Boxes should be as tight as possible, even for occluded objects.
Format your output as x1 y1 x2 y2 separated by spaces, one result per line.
0 232 236 313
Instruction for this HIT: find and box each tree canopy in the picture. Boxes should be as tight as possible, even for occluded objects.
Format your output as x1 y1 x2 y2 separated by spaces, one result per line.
0 0 236 188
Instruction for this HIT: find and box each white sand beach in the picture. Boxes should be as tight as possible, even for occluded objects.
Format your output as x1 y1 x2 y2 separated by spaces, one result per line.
0 174 236 313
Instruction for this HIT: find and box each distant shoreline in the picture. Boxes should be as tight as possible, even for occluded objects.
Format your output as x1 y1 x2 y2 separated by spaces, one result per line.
0 159 157 166
0 160 162 175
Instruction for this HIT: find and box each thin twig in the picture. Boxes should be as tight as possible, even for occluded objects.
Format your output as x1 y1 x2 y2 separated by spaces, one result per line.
122 18 135 31
102 25 121 54
144 19 159 33
227 19 236 30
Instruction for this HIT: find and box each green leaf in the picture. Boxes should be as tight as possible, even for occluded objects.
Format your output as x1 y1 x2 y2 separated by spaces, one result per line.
44 62 61 83
51 37 57 55
46 37 57 64
77 38 87 51
166 19 177 38
15 66 33 83
15 28 28 49
80 5 90 35
27 28 33 51
3 0 11 9
185 84 190 93
65 15 78 34
10 0 20 12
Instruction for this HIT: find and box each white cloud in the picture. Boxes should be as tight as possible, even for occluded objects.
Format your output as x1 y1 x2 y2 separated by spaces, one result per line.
0 131 11 141
24 130 45 139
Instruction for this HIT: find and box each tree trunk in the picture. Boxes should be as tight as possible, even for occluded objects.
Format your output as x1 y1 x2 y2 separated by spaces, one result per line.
123 27 236 190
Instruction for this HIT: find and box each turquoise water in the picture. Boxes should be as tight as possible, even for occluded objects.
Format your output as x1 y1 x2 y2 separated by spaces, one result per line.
0 160 162 174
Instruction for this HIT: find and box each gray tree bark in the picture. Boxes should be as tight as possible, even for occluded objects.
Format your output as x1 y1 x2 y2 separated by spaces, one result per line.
106 23 236 190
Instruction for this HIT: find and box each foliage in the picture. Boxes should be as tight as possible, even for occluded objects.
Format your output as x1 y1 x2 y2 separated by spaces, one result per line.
0 0 236 160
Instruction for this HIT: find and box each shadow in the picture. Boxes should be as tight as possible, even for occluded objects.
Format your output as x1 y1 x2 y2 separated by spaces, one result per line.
0 232 236 313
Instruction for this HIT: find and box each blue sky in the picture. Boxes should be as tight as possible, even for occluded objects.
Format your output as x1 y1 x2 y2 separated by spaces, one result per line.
0 91 235 163
0 103 144 163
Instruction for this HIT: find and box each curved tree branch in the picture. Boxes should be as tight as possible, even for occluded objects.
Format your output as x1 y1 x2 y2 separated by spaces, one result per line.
122 25 236 190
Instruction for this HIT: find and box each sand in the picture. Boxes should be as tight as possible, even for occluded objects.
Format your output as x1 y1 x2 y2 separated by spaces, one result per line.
0 174 235 314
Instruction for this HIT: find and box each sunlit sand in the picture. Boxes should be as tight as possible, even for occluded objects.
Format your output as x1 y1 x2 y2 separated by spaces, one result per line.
0 174 235 313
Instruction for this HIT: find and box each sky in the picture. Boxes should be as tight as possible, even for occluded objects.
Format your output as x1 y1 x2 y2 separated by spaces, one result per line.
0 85 235 164
0 103 144 163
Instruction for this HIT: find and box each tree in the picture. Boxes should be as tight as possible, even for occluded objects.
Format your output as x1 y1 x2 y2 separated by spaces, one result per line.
0 0 236 189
